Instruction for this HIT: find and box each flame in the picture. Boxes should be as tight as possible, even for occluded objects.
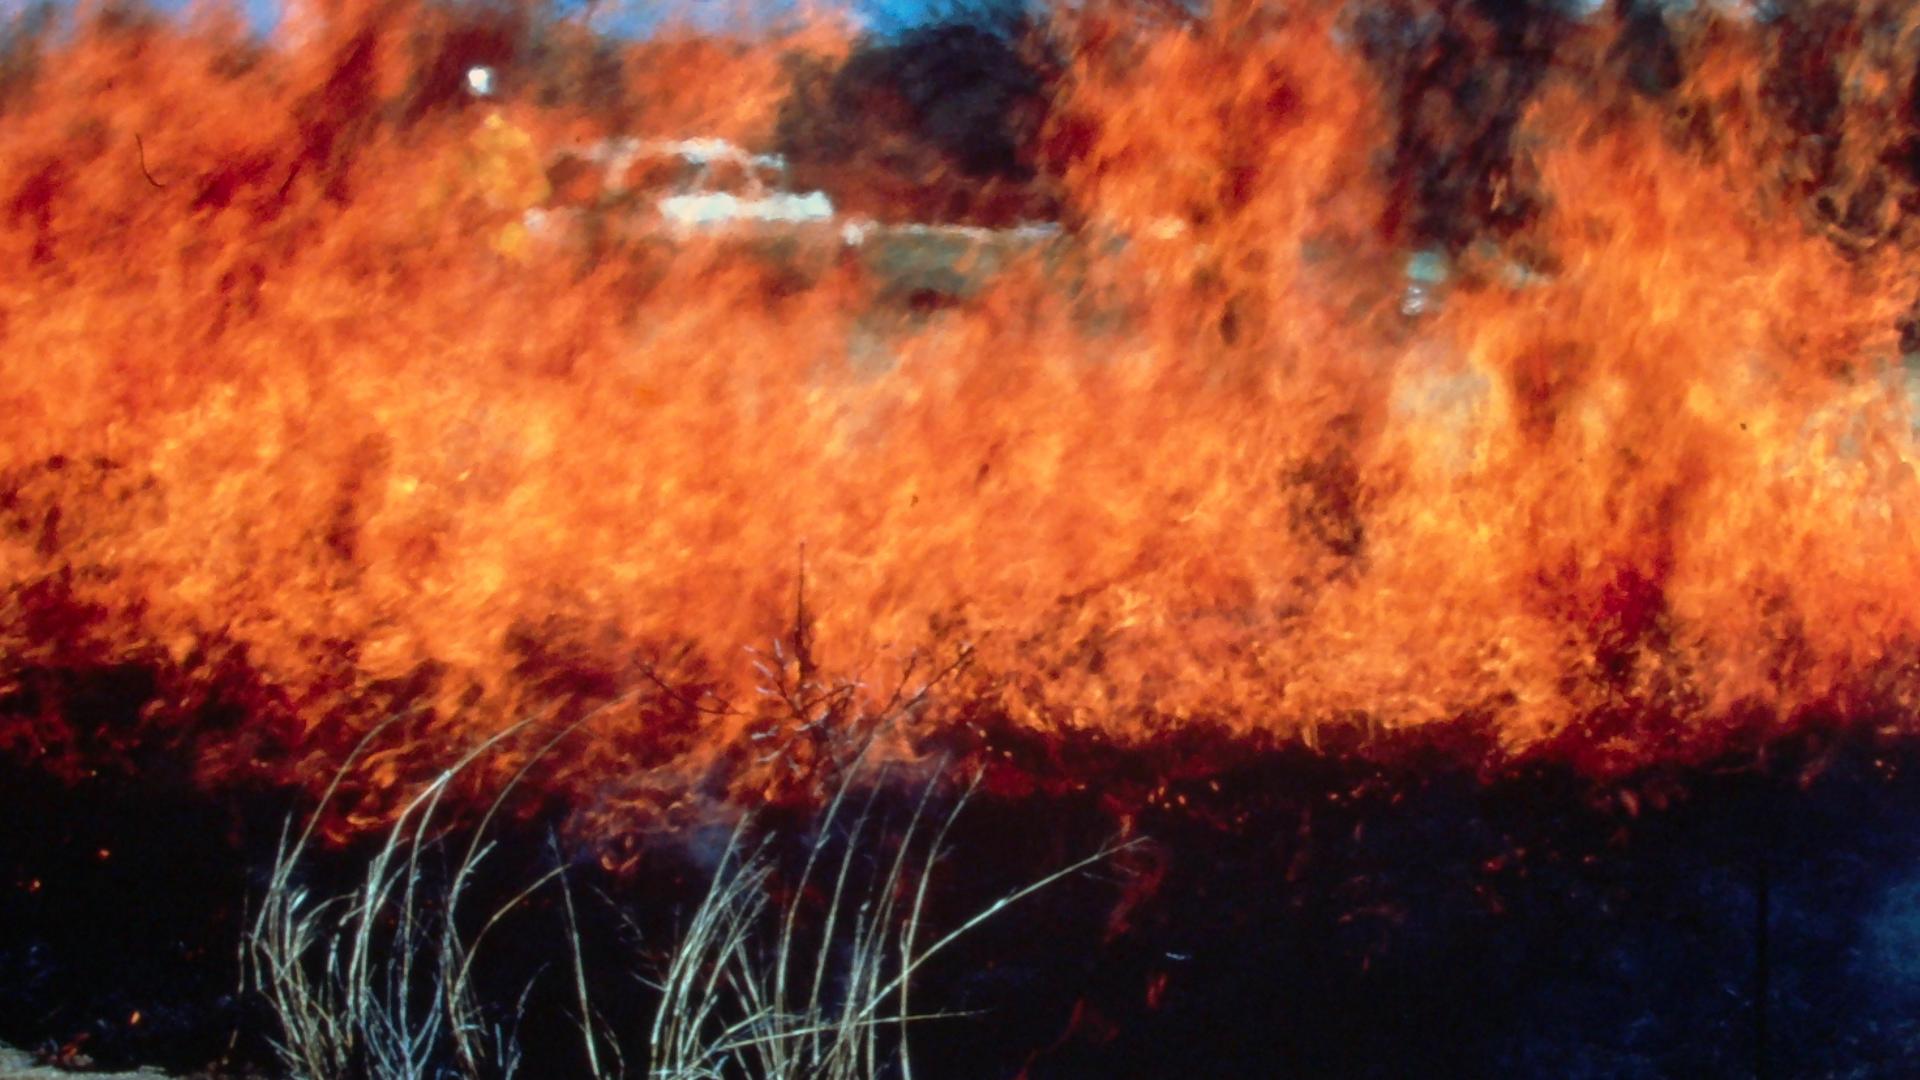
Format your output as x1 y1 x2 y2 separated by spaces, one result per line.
4 0 1920 831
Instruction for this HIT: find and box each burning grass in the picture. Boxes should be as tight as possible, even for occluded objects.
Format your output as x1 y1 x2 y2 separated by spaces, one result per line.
6 0 1919 831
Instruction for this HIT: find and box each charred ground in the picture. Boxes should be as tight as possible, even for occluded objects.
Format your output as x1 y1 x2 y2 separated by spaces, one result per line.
7 630 1920 1077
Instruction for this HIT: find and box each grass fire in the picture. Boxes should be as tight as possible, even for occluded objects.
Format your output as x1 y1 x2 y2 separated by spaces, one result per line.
5 0 1920 1075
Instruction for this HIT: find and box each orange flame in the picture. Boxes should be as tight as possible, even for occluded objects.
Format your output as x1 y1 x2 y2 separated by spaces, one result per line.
4 0 1920 832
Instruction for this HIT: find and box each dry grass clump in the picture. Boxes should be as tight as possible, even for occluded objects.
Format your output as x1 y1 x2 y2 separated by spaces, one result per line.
245 667 1129 1080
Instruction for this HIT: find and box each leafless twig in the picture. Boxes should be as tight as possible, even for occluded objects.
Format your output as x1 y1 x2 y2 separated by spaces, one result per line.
134 134 165 189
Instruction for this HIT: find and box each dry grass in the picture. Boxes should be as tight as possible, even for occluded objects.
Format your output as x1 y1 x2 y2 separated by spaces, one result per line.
244 666 1130 1080
645 758 1126 1080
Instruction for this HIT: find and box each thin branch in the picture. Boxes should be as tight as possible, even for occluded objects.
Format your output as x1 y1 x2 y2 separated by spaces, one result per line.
134 133 166 189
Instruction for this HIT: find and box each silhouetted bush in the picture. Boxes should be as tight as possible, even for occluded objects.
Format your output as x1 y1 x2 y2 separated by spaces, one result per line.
775 13 1062 226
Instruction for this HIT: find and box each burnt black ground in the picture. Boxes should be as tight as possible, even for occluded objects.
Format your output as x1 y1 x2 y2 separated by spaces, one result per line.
910 720 1920 1079
6 716 1920 1079
0 762 290 1075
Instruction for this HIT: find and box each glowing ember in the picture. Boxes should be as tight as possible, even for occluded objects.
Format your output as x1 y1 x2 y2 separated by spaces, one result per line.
3 0 1919 834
